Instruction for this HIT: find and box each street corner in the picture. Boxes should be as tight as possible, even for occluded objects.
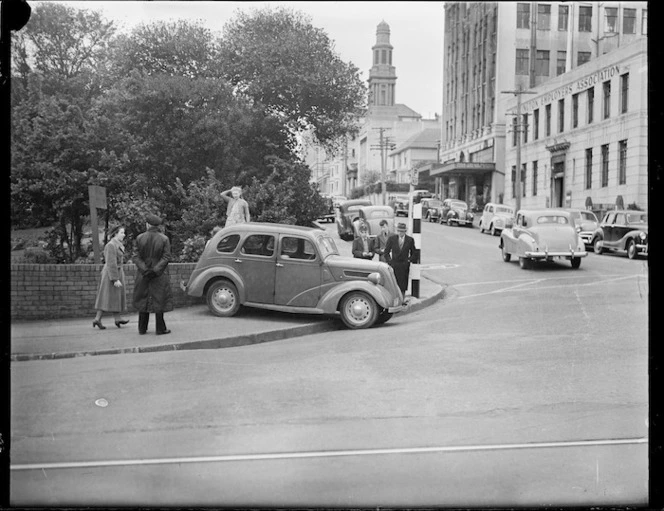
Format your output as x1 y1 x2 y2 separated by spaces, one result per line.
402 281 447 315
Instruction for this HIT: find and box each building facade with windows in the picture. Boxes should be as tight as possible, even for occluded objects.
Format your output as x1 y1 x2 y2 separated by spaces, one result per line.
434 1 647 208
503 38 647 214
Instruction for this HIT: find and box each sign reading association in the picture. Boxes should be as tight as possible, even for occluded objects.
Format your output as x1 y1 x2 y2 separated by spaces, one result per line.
513 64 622 114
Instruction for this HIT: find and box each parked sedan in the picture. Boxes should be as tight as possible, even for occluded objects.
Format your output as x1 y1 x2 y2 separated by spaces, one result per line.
336 199 372 241
564 208 599 249
591 210 648 259
421 198 444 222
388 194 410 217
352 205 395 238
185 223 406 328
479 202 515 236
499 209 587 269
440 199 474 227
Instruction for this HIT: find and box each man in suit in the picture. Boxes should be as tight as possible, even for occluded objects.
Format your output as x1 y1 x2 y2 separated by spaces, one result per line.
352 224 375 259
373 219 391 262
383 222 417 295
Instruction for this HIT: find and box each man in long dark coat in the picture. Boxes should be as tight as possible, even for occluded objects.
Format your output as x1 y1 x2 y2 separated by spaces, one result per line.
133 214 173 335
383 222 417 296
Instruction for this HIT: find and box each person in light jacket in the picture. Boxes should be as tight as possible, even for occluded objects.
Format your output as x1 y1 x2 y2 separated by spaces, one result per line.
132 214 174 335
221 186 250 227
92 225 129 329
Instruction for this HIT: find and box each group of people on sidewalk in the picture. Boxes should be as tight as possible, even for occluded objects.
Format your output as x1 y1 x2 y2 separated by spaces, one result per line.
92 186 250 334
352 220 416 295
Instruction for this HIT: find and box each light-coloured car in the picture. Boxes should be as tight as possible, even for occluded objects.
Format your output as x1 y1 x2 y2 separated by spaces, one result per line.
352 205 395 238
499 209 588 269
336 199 372 240
388 194 410 217
185 222 406 328
564 208 599 249
479 203 515 236
591 210 648 259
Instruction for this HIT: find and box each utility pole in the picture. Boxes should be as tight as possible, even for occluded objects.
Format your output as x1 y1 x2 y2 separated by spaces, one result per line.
501 86 536 212
529 1 537 88
371 127 395 205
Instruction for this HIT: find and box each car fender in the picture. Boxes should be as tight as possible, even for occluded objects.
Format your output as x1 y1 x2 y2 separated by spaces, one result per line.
516 233 536 257
186 266 246 302
621 230 644 249
318 280 394 313
500 228 517 253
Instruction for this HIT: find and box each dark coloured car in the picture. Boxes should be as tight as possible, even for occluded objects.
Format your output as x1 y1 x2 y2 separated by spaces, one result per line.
421 198 444 222
440 199 474 227
591 210 648 259
318 195 336 223
388 194 410 217
564 208 599 249
336 199 372 240
184 223 406 328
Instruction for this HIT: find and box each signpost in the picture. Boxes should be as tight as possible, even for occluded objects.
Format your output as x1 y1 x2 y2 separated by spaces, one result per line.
88 185 107 264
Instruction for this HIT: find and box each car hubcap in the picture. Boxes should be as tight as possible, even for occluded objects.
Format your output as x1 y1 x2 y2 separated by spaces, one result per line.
213 287 235 311
346 297 371 325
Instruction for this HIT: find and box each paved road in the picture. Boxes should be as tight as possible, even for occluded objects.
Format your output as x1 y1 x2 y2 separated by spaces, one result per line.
11 220 649 506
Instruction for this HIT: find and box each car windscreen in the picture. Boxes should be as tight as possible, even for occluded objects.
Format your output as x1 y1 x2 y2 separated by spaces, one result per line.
451 201 467 210
536 215 569 225
427 201 443 208
495 206 513 214
317 235 339 258
626 213 647 224
346 205 364 212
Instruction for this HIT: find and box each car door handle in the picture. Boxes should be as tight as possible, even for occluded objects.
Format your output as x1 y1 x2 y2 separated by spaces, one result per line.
234 259 242 263
276 263 284 267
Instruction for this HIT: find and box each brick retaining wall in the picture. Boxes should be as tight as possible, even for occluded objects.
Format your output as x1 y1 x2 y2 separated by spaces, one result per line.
10 263 202 320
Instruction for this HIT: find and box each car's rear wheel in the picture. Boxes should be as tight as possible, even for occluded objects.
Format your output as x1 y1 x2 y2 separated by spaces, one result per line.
570 257 582 269
501 244 511 262
206 280 241 317
594 237 604 254
375 309 393 325
479 221 484 233
340 292 378 329
519 257 530 269
626 239 637 259
491 225 497 236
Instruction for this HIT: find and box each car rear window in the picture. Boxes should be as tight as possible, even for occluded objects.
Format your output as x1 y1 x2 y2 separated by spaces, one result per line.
368 210 391 219
536 215 569 224
451 201 468 209
496 206 513 214
626 213 647 223
241 234 275 256
216 234 240 253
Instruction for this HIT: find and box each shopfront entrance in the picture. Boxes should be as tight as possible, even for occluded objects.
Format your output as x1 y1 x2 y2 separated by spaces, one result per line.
552 161 565 208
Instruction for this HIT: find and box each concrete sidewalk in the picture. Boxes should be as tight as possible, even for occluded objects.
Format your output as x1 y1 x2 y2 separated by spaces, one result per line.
11 277 446 361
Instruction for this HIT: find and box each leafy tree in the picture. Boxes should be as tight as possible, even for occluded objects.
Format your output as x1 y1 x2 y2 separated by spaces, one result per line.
219 6 366 151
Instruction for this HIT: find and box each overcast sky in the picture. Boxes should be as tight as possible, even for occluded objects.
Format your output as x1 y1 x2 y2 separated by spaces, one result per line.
55 1 445 119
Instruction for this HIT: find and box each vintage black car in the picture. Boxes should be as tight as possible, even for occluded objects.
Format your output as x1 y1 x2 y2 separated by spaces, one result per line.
318 195 336 223
591 210 648 259
440 199 474 227
421 198 444 222
336 199 372 240
388 194 410 217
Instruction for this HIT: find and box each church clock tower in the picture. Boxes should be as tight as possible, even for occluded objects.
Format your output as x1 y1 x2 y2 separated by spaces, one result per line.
368 20 397 107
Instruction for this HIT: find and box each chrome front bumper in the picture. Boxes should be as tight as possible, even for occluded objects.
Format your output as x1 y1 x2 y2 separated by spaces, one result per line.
524 250 588 259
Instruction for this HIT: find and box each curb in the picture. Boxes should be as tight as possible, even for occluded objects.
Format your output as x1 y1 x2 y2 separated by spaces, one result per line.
11 283 447 362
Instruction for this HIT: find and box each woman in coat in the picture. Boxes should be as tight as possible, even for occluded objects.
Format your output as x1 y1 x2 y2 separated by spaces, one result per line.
92 225 130 329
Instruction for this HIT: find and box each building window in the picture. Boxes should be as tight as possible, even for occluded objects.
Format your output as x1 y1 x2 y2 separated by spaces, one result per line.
604 7 618 33
545 104 551 136
522 163 527 197
623 8 636 34
585 148 593 189
536 50 550 76
572 93 579 128
381 49 387 64
642 9 648 35
577 51 591 66
558 99 564 133
601 144 609 187
620 73 629 114
522 114 528 143
517 3 530 29
579 5 592 32
516 49 529 75
538 4 551 30
511 166 516 198
587 87 594 124
532 160 538 196
603 80 611 119
512 116 518 146
559 5 569 30
556 51 566 76
533 109 539 139
618 140 627 185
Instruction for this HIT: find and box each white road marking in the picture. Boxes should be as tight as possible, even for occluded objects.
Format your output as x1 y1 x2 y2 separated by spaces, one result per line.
11 437 647 471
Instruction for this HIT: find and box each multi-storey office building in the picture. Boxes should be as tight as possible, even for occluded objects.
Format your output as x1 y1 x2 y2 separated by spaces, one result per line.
504 38 647 214
433 1 647 208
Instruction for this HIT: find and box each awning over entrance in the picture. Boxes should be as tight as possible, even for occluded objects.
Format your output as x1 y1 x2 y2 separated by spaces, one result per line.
430 161 496 177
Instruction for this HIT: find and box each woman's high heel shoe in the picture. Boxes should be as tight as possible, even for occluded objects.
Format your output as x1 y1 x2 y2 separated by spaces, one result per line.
115 319 129 328
92 320 106 330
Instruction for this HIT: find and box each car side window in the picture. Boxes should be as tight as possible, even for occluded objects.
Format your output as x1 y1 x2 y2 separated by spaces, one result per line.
615 213 626 225
605 213 616 225
216 234 240 253
280 236 316 261
488 205 494 213
241 234 275 257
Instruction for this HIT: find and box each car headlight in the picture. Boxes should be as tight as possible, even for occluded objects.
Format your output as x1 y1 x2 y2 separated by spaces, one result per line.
368 272 382 285
639 232 647 240
576 226 581 233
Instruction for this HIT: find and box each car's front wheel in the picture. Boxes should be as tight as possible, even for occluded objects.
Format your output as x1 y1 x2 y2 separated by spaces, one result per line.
570 257 582 269
626 239 637 259
340 292 378 329
594 237 604 254
491 224 498 236
206 279 241 317
375 309 393 325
